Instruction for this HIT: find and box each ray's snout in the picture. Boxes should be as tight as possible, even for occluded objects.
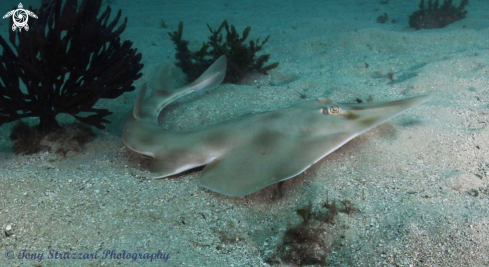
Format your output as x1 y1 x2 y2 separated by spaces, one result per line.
339 95 431 131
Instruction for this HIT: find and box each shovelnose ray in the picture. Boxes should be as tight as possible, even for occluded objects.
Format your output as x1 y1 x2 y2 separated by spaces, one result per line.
122 56 430 197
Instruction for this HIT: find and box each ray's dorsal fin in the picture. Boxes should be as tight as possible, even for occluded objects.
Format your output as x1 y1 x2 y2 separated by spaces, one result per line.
154 55 227 116
133 83 148 120
184 55 227 96
152 64 174 97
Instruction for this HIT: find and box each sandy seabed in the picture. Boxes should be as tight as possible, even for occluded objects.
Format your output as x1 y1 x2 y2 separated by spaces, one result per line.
1 0 489 266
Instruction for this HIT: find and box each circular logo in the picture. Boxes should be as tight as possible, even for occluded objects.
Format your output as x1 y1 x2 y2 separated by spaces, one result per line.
13 9 28 28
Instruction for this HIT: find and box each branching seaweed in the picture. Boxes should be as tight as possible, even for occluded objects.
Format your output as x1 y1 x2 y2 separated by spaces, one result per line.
168 20 279 84
266 195 358 266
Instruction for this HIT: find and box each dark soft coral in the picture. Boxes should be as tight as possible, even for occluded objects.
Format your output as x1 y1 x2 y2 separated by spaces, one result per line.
409 0 469 30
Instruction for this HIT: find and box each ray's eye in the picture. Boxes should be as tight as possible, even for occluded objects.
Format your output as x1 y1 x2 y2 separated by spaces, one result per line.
321 106 341 115
329 106 340 114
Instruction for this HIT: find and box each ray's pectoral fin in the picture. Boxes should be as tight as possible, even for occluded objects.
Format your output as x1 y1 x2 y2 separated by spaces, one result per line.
199 132 353 197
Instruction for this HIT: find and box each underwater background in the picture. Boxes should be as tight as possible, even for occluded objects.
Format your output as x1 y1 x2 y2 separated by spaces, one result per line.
1 0 489 266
